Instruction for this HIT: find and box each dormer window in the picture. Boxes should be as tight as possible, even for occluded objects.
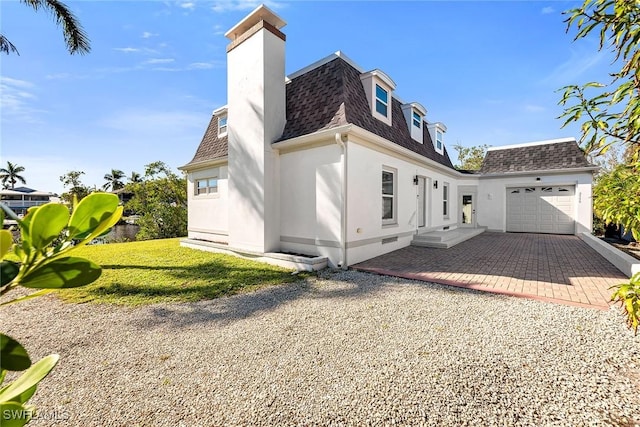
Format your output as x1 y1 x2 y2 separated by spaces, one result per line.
427 122 447 155
213 105 228 137
412 111 421 128
402 102 427 144
218 115 228 136
375 84 389 117
360 69 396 126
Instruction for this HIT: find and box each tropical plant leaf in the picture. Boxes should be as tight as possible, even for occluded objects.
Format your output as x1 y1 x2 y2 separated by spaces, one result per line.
28 203 69 251
0 261 20 287
0 334 31 372
0 354 58 403
0 229 13 259
0 401 31 427
0 289 54 307
20 257 101 289
67 193 120 239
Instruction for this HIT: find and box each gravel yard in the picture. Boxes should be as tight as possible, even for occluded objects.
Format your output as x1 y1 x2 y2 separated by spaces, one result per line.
3 270 640 426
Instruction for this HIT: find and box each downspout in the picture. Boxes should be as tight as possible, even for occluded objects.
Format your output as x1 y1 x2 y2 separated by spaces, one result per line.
335 132 348 269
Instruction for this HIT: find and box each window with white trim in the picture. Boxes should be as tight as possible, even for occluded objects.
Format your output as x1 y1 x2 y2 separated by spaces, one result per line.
218 115 228 136
443 182 449 218
412 110 421 128
196 177 218 195
382 168 396 224
436 129 443 151
375 84 389 117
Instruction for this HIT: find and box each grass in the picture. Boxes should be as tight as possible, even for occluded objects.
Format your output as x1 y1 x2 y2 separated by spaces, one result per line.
56 238 305 306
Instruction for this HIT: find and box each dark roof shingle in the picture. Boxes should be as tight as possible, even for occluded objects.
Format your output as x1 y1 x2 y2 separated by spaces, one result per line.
185 56 456 169
479 141 592 174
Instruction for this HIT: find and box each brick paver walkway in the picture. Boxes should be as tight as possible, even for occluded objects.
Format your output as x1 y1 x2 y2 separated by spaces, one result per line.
353 232 628 309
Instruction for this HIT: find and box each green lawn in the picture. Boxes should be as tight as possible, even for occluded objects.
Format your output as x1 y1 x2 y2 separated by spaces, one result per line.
58 238 304 306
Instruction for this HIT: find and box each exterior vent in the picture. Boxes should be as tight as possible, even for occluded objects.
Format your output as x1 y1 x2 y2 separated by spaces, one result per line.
382 236 398 244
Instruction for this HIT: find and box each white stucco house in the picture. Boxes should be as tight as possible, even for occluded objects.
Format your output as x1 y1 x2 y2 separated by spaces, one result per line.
179 5 597 270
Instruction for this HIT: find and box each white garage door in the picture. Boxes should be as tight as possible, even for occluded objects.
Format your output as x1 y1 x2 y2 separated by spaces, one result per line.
506 186 575 234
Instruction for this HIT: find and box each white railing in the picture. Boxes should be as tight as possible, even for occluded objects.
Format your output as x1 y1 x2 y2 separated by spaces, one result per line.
1 200 50 208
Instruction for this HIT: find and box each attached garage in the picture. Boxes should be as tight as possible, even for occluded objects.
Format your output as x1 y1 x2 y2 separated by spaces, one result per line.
506 186 575 234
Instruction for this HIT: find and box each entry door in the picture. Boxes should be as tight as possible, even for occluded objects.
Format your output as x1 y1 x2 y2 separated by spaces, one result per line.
417 177 426 228
460 194 475 227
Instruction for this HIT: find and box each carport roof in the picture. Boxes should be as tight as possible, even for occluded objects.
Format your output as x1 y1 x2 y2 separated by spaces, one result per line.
479 138 593 174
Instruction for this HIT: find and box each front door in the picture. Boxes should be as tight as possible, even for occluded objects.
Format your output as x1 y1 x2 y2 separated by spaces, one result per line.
417 176 426 228
460 193 475 227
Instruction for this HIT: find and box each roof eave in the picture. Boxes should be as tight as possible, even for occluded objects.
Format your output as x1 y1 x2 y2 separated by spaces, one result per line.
478 166 600 178
179 156 229 172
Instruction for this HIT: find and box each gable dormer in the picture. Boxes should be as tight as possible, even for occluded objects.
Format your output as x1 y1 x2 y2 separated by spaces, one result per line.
401 102 427 143
427 122 447 155
213 106 228 137
360 69 396 126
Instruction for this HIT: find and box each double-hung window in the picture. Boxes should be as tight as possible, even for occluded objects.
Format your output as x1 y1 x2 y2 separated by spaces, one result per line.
218 115 228 136
375 84 389 117
382 168 396 224
196 177 218 195
412 111 421 128
436 129 443 151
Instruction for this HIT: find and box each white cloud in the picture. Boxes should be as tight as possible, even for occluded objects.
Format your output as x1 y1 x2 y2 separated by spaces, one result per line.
0 77 45 122
213 24 225 35
211 0 285 13
142 31 159 39
188 62 217 69
180 2 195 10
540 47 609 87
113 47 141 53
541 6 555 15
144 58 175 64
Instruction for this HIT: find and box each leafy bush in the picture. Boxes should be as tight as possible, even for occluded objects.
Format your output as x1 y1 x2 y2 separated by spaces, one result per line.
611 273 640 335
0 193 122 425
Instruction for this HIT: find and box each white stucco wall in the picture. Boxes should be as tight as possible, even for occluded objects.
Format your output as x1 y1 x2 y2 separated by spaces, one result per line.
279 143 343 265
345 139 461 265
227 25 285 253
475 172 593 234
187 165 229 242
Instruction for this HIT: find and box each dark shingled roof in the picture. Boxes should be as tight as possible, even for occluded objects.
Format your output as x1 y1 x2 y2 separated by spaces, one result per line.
185 56 455 169
187 114 228 166
479 140 592 174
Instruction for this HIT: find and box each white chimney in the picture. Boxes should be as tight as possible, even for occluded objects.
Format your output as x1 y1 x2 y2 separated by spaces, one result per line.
225 5 286 253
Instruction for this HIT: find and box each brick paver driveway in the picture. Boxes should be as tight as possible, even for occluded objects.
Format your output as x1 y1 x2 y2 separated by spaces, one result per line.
353 232 628 309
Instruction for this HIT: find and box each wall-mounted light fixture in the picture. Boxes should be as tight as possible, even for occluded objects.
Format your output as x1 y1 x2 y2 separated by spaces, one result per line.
433 180 438 189
413 176 419 185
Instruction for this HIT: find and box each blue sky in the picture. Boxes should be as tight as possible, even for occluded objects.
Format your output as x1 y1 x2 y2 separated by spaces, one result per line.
1 0 612 194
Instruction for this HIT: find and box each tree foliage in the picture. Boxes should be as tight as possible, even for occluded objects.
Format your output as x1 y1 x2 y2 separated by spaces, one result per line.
0 194 122 425
1 0 90 56
103 169 125 191
126 161 187 240
0 161 27 189
558 0 640 161
593 163 640 241
59 170 91 204
453 144 490 171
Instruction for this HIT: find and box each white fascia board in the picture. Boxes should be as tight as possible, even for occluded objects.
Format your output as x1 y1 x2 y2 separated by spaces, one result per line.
487 137 577 151
272 124 353 152
212 105 228 116
178 157 229 172
477 166 599 178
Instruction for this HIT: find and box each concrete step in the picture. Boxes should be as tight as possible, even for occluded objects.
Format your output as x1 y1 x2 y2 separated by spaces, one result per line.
411 227 486 248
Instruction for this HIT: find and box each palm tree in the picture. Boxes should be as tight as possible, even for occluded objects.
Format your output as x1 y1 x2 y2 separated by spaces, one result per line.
1 0 90 56
129 171 143 184
103 169 125 192
0 161 27 189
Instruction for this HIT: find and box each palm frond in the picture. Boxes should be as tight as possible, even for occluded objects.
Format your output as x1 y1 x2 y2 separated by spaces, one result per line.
21 0 90 55
0 35 20 55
